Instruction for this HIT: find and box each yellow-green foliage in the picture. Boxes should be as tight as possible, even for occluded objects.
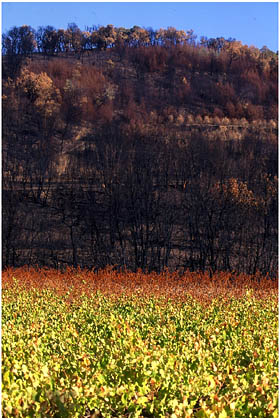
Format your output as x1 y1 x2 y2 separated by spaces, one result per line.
2 287 278 418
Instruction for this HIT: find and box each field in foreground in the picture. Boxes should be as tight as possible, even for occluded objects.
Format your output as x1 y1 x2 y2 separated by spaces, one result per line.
2 267 278 418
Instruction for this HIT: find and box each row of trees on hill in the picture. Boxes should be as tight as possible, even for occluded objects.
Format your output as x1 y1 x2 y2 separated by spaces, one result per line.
2 25 277 120
2 23 276 58
1 23 211 55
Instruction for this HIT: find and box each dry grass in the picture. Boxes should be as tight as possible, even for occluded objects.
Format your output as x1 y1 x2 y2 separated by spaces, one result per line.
2 266 277 304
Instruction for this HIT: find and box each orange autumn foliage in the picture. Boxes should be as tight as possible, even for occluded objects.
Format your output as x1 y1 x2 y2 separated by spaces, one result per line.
2 266 277 305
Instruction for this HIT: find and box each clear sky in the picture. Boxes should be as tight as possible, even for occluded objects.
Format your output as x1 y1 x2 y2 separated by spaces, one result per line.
1 1 279 52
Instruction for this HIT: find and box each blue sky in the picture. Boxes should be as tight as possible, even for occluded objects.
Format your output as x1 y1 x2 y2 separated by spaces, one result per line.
2 2 278 51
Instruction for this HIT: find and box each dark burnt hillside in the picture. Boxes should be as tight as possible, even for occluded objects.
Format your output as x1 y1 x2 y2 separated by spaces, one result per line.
2 24 278 274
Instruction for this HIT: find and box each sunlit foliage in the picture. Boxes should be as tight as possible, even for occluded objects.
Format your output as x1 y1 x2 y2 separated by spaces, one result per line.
2 268 278 418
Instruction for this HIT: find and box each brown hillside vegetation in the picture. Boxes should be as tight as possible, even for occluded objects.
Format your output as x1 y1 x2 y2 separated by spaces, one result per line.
2 24 278 274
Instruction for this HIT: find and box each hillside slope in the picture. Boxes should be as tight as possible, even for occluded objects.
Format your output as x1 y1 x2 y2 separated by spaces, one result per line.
2 28 278 273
